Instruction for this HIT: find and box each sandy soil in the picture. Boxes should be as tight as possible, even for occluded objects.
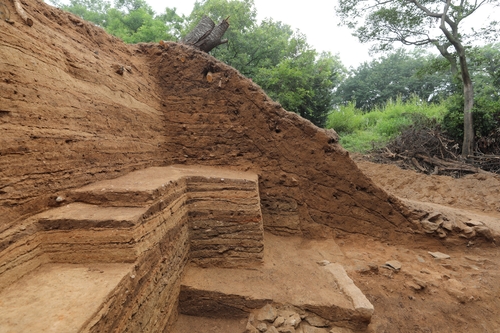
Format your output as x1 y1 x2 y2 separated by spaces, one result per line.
175 159 500 333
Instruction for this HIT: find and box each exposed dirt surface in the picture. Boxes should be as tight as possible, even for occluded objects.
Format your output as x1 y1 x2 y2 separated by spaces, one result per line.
1 0 416 243
1 1 500 332
175 160 500 333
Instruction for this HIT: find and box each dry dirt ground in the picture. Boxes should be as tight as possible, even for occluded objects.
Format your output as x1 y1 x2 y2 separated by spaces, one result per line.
175 157 500 333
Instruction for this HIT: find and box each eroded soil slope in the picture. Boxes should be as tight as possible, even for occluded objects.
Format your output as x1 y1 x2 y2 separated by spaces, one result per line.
2 0 417 242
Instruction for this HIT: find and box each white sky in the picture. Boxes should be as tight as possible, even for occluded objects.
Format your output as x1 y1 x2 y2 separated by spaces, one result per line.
147 0 373 68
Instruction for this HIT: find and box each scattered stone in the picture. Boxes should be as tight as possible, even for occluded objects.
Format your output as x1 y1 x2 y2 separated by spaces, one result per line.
55 196 64 203
427 212 443 223
268 326 279 333
278 326 295 333
300 322 330 333
246 322 259 333
460 226 476 238
382 260 402 271
420 269 431 274
323 263 374 320
465 220 484 227
442 220 454 232
317 260 331 266
257 322 268 332
273 316 285 328
284 313 302 328
421 220 440 233
474 226 495 241
355 264 371 274
405 281 422 291
416 255 425 263
257 304 278 322
304 313 329 327
413 278 427 289
368 263 379 273
406 277 426 291
437 228 447 238
428 251 450 259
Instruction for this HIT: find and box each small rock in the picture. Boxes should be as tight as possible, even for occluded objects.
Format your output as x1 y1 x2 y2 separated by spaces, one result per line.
355 264 371 274
317 260 330 266
55 196 64 203
256 304 278 322
278 326 295 333
460 226 476 238
437 228 447 238
304 313 329 327
427 212 443 223
405 281 422 291
474 226 494 241
257 322 268 332
112 64 124 75
413 278 427 289
284 313 302 328
421 220 440 233
273 316 285 328
300 323 330 333
465 220 484 227
428 251 450 259
416 255 425 263
442 220 454 232
246 322 259 333
383 260 402 271
368 262 379 273
268 327 279 333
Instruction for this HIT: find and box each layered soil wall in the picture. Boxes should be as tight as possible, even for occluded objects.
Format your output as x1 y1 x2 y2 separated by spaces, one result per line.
1 0 416 241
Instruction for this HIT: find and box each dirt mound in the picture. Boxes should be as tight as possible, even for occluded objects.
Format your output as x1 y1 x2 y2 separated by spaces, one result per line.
355 157 500 214
1 0 417 241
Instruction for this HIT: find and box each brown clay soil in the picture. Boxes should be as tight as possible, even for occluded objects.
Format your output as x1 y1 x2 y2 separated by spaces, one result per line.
337 158 500 333
175 158 500 333
1 1 500 332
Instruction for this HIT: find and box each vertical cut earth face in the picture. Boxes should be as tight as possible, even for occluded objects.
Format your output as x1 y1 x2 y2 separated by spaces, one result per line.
0 0 417 241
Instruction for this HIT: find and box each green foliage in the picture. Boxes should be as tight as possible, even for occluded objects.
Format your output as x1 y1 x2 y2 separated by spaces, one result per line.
327 97 447 152
255 51 345 127
58 0 185 42
443 44 500 141
185 0 345 127
55 0 344 127
334 49 451 111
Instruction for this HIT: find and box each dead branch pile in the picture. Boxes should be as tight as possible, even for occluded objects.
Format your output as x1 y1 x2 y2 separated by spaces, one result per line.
370 126 500 177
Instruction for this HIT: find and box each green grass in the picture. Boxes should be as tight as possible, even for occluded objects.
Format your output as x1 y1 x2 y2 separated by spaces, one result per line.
326 96 447 152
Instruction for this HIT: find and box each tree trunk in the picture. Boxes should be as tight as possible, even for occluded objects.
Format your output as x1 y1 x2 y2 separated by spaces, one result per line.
459 54 475 157
182 16 229 53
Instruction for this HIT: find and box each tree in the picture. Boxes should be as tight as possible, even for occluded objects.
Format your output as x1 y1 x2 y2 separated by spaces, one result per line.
183 0 345 127
337 0 500 156
335 49 451 110
255 51 345 127
443 44 500 141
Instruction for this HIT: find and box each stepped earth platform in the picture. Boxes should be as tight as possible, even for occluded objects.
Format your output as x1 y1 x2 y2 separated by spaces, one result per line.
0 165 373 332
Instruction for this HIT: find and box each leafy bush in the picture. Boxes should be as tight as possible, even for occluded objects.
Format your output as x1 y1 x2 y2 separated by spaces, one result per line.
327 96 447 152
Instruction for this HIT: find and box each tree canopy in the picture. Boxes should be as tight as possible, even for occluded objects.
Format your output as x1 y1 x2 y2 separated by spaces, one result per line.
334 49 451 111
336 0 500 155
